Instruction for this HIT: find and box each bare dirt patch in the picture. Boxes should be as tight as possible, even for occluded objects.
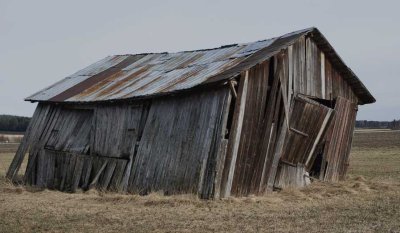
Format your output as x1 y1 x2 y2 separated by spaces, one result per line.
0 131 399 232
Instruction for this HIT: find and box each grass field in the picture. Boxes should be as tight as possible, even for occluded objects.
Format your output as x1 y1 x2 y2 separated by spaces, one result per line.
0 132 24 144
0 130 399 232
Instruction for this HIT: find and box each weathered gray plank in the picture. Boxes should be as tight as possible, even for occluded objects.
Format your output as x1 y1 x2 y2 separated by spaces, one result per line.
128 87 229 197
221 71 249 197
266 117 288 192
7 104 52 181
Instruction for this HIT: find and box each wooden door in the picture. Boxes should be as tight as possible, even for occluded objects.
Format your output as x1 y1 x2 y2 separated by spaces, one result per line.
274 95 334 189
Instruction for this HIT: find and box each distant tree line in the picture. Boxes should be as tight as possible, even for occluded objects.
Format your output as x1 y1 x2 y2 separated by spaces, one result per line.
356 120 400 130
390 120 400 130
0 115 31 132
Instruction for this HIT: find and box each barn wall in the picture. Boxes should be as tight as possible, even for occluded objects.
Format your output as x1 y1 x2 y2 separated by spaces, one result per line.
227 61 273 196
221 55 289 197
273 96 334 189
8 87 231 198
221 41 360 194
128 87 230 197
288 36 358 103
285 36 359 183
321 97 357 182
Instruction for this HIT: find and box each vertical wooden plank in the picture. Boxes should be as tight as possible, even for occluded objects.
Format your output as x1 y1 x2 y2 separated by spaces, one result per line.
81 156 93 190
266 118 288 191
306 37 312 96
36 149 47 187
213 139 229 198
24 106 62 181
306 37 322 98
221 71 249 197
325 59 332 100
256 60 281 193
199 88 231 198
109 159 127 191
212 90 232 199
46 151 56 189
292 37 306 95
100 159 117 190
89 159 108 189
323 97 357 182
314 44 322 98
321 52 326 99
60 153 71 191
339 105 357 180
71 155 85 192
288 45 293 107
6 104 43 180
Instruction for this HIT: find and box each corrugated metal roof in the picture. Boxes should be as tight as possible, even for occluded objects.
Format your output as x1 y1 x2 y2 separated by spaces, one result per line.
26 28 375 104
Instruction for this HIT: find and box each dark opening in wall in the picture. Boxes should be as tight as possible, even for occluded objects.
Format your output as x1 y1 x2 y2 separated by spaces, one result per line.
309 97 336 109
224 79 238 139
309 144 325 178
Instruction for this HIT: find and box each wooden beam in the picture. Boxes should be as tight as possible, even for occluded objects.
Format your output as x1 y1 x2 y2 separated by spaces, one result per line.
89 160 108 189
288 45 293 109
213 90 232 199
278 53 290 128
221 71 249 197
305 108 334 166
266 120 288 191
229 80 237 99
289 127 309 137
280 159 297 167
321 52 326 99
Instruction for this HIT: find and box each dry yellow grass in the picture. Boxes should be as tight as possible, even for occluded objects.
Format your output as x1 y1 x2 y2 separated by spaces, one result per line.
0 131 399 233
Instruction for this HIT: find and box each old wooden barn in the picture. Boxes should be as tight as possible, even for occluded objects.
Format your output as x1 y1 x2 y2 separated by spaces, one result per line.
7 28 375 199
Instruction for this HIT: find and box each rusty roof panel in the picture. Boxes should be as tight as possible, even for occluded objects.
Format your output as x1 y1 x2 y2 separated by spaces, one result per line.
27 55 131 101
25 28 375 104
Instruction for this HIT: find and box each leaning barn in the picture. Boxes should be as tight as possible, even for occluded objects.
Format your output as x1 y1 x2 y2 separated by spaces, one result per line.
7 28 375 198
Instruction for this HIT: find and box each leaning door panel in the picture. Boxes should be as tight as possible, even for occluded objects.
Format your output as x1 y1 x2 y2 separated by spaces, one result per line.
274 95 334 189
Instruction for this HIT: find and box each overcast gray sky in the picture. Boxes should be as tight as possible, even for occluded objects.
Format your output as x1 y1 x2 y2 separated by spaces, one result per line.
0 0 398 120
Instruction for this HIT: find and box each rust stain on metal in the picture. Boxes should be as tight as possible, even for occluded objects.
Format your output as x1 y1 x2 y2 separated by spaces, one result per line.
49 55 143 102
76 65 153 99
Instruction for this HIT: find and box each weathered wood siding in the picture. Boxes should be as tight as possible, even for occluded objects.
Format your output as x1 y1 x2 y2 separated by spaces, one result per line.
6 104 52 180
229 61 271 196
221 55 288 197
288 36 358 103
93 104 146 158
10 87 231 198
321 97 357 182
8 35 363 198
274 164 310 189
128 88 230 197
45 108 93 154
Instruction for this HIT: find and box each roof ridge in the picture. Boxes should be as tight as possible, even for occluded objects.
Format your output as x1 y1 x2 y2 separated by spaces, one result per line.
113 27 316 57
